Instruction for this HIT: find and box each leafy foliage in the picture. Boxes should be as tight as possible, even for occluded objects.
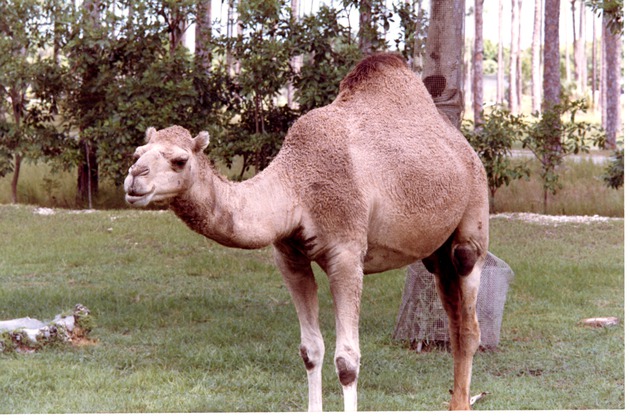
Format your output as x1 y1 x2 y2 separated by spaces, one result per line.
603 148 624 189
462 106 530 213
0 0 430 200
291 5 361 112
0 1 63 180
522 100 607 212
586 0 624 35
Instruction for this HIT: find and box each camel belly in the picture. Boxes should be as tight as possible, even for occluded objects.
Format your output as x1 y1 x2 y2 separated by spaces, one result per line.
362 245 421 274
362 198 466 274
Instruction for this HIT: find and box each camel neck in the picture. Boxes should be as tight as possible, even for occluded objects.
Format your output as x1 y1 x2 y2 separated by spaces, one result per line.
170 158 297 249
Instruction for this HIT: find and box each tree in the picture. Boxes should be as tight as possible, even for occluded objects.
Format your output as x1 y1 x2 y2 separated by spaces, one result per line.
287 0 301 108
292 4 361 112
531 0 542 113
591 9 598 108
393 0 426 63
195 0 212 72
523 100 606 213
472 0 484 128
159 0 194 57
226 0 241 77
74 0 102 208
217 0 298 177
421 0 466 127
588 0 624 148
603 148 623 189
508 0 519 114
411 0 429 71
462 106 529 213
398 0 466 351
602 9 622 149
543 0 561 111
571 0 587 95
359 0 374 54
496 0 504 104
0 0 65 203
515 0 522 110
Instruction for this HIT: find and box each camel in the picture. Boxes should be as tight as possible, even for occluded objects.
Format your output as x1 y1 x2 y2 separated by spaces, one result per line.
124 52 489 411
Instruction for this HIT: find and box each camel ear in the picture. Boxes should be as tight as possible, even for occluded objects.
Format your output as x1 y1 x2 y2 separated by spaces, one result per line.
145 127 156 143
193 131 210 152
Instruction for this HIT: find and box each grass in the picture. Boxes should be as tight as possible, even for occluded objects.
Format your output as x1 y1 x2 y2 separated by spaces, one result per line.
493 154 623 216
0 205 624 412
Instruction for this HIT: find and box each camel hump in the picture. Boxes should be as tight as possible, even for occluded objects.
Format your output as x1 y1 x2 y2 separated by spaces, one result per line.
339 52 408 93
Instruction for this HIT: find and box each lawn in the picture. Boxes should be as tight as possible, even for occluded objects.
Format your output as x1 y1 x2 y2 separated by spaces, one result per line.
0 205 624 412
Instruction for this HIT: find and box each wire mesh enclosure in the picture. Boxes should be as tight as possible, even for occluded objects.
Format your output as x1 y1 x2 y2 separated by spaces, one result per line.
393 252 514 351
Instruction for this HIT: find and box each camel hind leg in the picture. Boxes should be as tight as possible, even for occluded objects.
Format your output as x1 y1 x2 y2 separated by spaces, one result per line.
422 215 488 410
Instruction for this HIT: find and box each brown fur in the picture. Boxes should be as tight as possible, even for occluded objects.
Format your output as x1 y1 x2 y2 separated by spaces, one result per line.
124 52 489 411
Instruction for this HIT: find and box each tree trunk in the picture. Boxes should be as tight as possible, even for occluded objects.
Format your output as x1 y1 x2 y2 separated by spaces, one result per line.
579 1 587 94
564 7 571 86
359 0 374 55
76 0 101 208
508 0 519 114
543 0 561 111
421 0 466 127
287 0 301 108
496 0 504 104
168 6 186 56
77 139 98 208
8 59 25 204
397 0 466 347
195 0 212 72
472 0 484 128
226 0 237 76
591 11 598 109
412 0 425 72
571 0 586 95
600 18 606 127
531 0 542 113
10 154 22 204
603 16 621 149
542 0 561 214
515 0 522 110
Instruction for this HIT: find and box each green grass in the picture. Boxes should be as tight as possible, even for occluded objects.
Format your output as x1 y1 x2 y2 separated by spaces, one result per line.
0 205 624 412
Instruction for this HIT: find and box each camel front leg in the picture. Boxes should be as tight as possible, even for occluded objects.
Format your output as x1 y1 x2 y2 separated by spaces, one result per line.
322 249 364 412
274 246 325 412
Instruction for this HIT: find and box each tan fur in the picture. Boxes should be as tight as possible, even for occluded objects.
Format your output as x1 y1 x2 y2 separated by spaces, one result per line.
124 52 489 411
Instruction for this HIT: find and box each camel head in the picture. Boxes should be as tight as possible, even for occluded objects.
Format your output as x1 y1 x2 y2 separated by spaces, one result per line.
124 126 209 207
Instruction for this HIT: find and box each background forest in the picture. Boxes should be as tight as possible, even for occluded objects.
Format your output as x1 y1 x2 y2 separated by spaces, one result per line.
0 0 624 210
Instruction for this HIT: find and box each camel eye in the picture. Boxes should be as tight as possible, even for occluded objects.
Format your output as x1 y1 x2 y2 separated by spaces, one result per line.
171 156 188 171
132 147 146 160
